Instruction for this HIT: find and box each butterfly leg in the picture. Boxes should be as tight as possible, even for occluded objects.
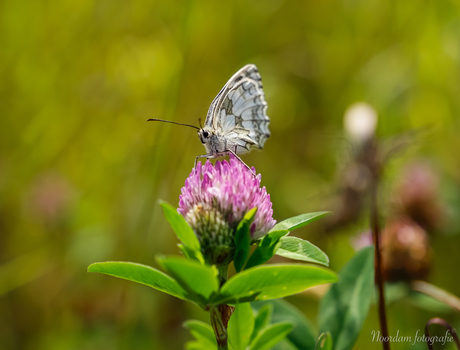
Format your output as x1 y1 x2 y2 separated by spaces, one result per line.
194 154 211 168
227 149 256 176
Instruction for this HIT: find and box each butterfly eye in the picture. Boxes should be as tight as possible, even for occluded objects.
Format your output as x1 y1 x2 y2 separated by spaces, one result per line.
203 131 209 138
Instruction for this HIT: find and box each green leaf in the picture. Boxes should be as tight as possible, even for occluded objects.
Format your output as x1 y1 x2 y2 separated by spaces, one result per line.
271 212 331 232
215 264 338 305
178 244 191 259
276 237 329 266
178 243 205 264
250 304 273 344
185 341 214 350
315 332 333 350
183 320 216 348
407 291 452 313
272 339 298 350
250 322 294 350
245 230 289 270
252 299 317 350
228 303 255 350
160 201 200 251
157 256 219 307
234 208 257 273
318 246 374 350
87 261 187 300
227 293 262 305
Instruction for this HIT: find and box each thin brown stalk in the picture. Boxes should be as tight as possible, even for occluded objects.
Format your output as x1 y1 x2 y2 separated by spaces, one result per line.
369 139 390 350
425 317 460 350
210 264 234 350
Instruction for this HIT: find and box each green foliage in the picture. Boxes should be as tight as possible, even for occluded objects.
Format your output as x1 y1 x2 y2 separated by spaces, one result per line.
234 208 257 273
407 291 452 313
244 230 289 270
271 212 331 232
88 241 382 350
318 247 375 350
157 256 219 307
315 333 333 350
178 243 203 262
217 265 338 304
249 322 294 350
88 204 338 350
186 303 295 350
186 342 213 350
89 259 337 309
240 210 331 270
276 237 329 266
271 340 298 350
184 320 217 349
250 304 273 344
409 280 460 313
160 202 204 263
252 299 317 350
228 303 254 350
87 261 187 300
88 205 337 350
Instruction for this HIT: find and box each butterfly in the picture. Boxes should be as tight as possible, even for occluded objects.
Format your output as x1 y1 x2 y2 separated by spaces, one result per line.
148 64 270 172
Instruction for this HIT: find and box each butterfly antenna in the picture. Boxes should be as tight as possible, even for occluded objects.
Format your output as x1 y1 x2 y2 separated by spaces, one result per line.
198 118 203 129
147 118 200 130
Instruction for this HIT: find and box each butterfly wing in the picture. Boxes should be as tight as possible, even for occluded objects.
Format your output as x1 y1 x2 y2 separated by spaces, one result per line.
205 64 270 154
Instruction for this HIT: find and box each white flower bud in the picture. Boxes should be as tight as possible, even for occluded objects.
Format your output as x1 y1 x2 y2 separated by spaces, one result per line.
344 102 378 142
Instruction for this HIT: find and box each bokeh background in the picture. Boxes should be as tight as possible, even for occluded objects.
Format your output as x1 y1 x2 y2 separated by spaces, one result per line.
1 0 460 349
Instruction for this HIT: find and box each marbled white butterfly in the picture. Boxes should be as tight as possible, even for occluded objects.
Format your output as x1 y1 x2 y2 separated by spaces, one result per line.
148 64 270 171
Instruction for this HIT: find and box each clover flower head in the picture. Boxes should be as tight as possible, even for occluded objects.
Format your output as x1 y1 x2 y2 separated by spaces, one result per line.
178 156 276 264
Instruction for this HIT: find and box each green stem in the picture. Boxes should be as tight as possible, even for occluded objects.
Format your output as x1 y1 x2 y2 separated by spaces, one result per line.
217 263 228 287
210 263 234 350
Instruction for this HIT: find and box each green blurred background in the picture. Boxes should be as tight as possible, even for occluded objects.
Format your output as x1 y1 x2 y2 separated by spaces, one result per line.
1 0 460 349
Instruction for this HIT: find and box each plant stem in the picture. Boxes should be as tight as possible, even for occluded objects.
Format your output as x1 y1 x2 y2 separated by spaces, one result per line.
211 305 232 350
425 317 460 350
210 264 234 350
369 154 390 350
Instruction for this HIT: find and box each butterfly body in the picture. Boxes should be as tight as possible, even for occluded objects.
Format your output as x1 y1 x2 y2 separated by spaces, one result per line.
198 129 228 155
198 127 254 156
148 64 270 172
